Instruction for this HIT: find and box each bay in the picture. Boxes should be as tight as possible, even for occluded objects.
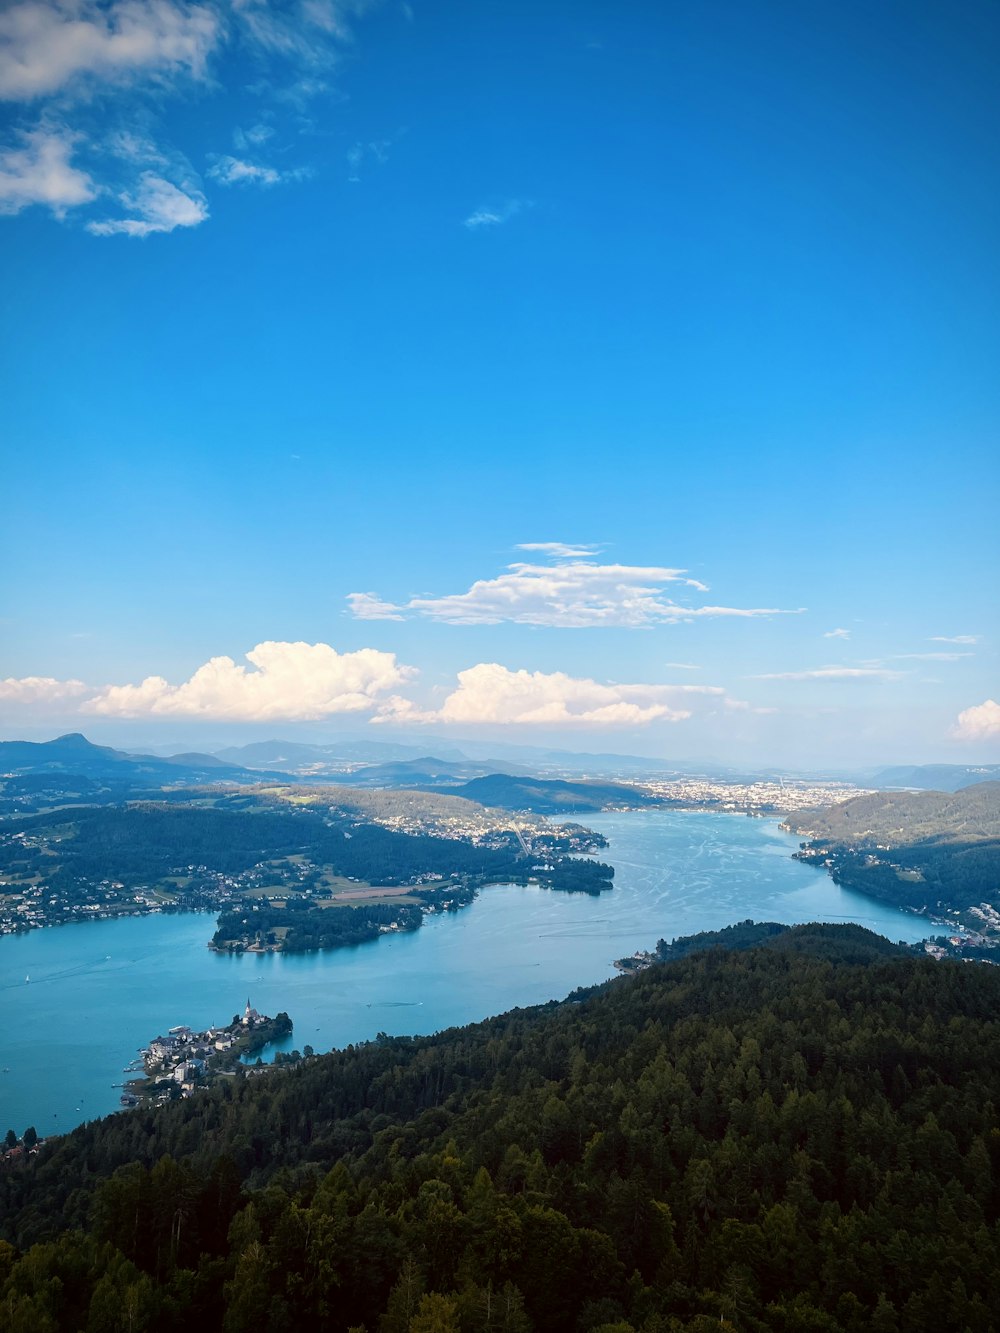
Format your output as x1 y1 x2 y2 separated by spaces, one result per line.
0 810 931 1136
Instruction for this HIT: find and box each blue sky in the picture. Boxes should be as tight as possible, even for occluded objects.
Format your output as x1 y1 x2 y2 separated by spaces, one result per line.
1 0 998 768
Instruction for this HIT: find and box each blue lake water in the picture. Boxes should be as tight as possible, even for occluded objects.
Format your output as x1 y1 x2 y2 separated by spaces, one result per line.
0 810 931 1136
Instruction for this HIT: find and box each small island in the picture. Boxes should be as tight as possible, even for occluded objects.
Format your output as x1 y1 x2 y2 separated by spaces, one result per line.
121 1001 292 1109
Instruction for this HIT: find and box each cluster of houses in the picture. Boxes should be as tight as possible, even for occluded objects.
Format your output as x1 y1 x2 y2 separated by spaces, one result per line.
137 999 266 1101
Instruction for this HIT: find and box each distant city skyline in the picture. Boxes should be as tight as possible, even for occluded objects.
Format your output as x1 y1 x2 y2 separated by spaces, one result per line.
2 1 998 767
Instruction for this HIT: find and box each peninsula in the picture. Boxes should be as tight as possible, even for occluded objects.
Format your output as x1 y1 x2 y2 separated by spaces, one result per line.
121 1001 293 1110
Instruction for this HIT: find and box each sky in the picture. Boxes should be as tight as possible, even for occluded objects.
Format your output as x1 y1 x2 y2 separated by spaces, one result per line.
1 0 998 770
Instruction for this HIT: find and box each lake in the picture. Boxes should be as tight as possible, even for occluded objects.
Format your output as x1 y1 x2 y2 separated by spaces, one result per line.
0 810 932 1136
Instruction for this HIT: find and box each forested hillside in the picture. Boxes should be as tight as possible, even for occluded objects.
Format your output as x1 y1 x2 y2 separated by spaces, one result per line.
783 782 1000 924
2 924 998 1331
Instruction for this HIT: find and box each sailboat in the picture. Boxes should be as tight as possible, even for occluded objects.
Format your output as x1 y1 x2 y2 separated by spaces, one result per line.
25 975 29 984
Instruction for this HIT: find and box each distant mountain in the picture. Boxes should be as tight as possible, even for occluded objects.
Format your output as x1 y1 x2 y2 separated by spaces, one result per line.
213 738 469 773
438 773 661 813
0 733 277 788
872 763 1000 792
339 757 531 788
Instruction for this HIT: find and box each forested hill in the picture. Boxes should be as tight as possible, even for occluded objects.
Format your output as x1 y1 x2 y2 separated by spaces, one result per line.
438 773 660 812
784 781 1000 844
2 923 999 1331
782 782 1000 923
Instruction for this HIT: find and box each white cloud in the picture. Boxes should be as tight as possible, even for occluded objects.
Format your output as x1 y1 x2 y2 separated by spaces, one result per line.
464 198 528 229
0 675 90 704
752 666 903 681
375 663 719 728
823 627 850 640
84 640 415 720
0 125 96 214
86 171 207 235
664 662 700 670
514 542 601 560
235 122 274 149
952 699 1000 741
347 552 801 629
1 0 373 234
930 635 980 645
208 154 311 186
346 592 406 621
892 652 973 662
723 697 777 714
0 0 219 100
207 154 279 186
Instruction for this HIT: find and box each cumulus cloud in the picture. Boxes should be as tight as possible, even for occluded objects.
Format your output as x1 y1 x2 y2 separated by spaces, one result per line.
0 125 96 214
347 550 801 629
952 699 1000 741
375 663 720 727
84 640 415 720
0 675 90 704
752 666 903 682
823 627 850 640
86 171 207 234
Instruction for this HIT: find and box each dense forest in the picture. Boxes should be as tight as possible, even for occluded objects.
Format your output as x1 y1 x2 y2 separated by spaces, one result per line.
2 923 999 1331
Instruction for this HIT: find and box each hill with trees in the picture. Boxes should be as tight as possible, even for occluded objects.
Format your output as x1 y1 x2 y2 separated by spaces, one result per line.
783 783 1000 930
1 923 998 1331
872 763 1000 792
438 774 661 814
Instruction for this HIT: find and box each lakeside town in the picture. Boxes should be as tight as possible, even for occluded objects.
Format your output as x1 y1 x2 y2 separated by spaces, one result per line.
121 1001 295 1110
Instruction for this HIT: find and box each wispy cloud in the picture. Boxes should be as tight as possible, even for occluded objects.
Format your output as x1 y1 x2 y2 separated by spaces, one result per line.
822 627 851 640
346 592 406 622
464 198 529 229
346 135 393 181
207 154 311 187
86 171 207 235
892 652 973 662
952 698 1000 741
515 542 602 560
0 0 378 234
752 666 903 681
347 547 802 629
930 635 980 645
376 664 723 728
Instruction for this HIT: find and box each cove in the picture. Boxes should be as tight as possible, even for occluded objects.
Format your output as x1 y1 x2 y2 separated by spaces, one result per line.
0 810 931 1136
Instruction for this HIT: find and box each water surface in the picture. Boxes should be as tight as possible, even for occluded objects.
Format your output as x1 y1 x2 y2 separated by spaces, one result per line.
0 811 930 1135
